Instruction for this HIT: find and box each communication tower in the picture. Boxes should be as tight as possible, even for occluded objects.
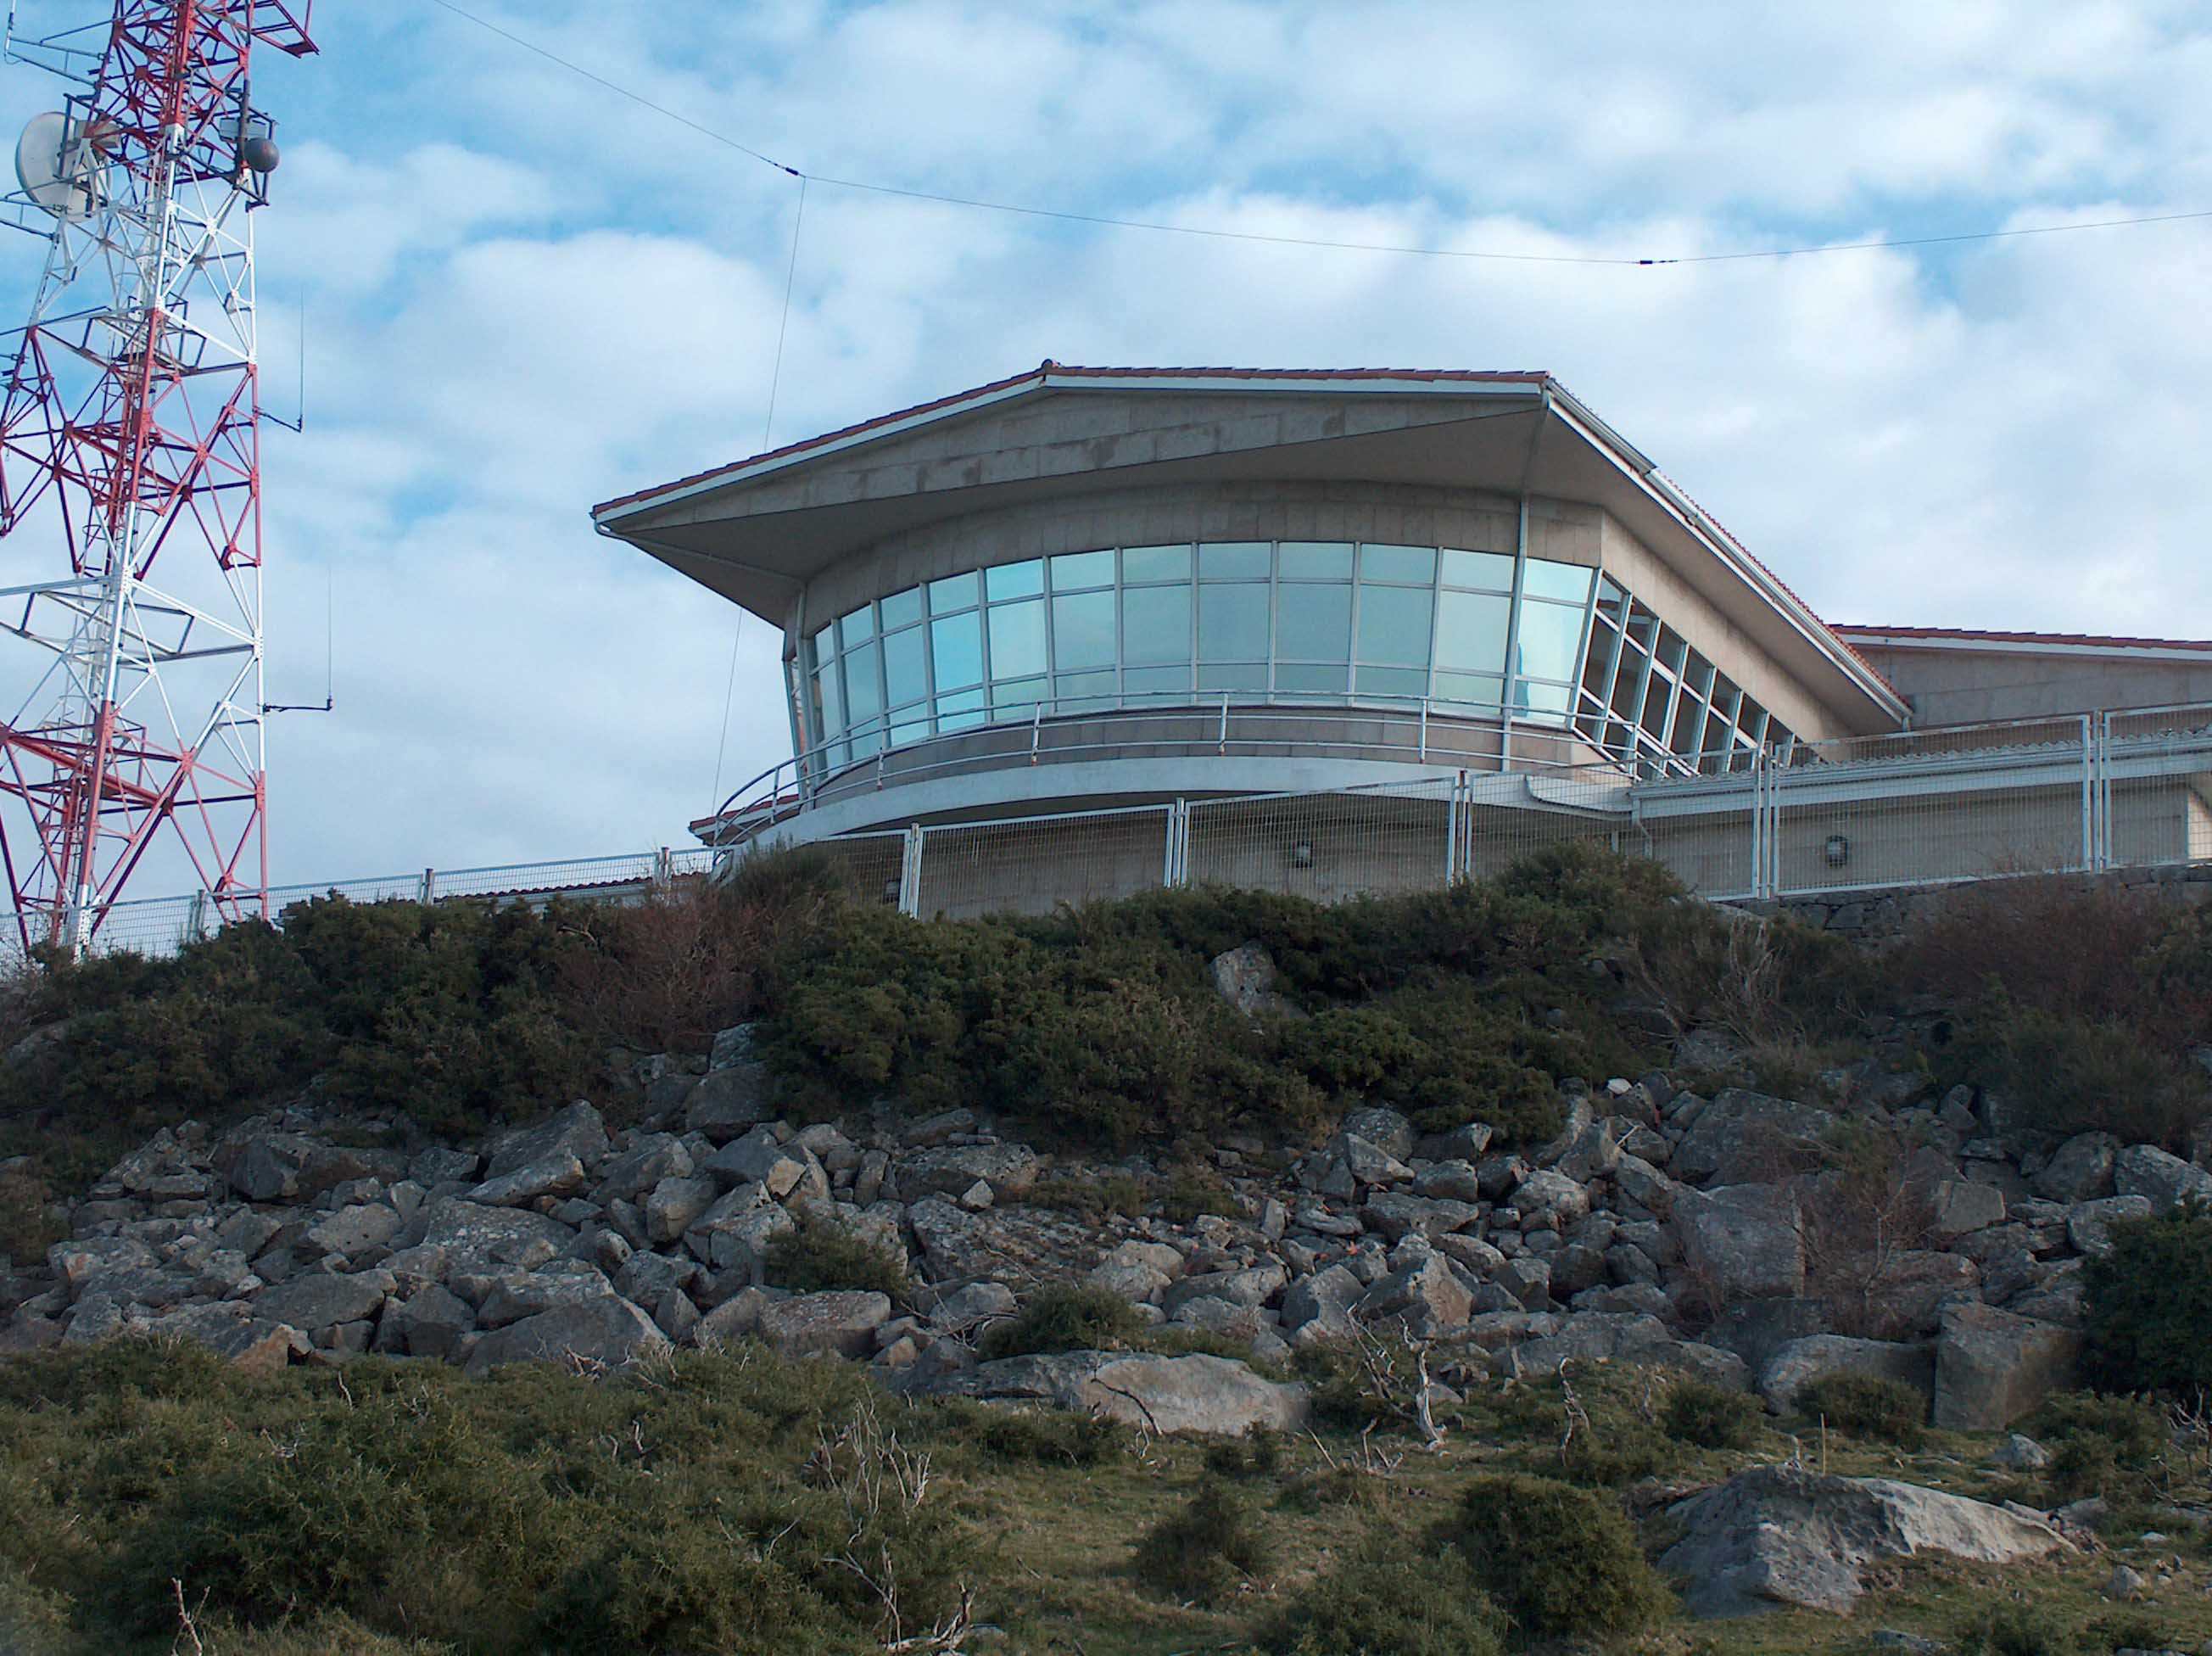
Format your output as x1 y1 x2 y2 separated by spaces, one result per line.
0 1 315 953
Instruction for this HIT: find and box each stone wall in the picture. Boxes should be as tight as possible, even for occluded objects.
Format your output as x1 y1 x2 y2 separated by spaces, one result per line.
1740 859 2212 943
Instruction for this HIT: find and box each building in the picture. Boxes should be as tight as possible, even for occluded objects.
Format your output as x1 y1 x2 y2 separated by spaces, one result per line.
592 366 2212 915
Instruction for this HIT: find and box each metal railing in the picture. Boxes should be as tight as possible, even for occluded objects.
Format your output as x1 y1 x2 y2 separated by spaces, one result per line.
768 700 2212 920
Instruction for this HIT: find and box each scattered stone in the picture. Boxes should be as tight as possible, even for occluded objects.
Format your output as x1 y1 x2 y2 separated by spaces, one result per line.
1993 1433 2051 1471
2068 1194 2156 1258
251 1271 391 1336
1209 943 1297 1019
463 1295 668 1376
466 1152 586 1208
757 1290 894 1359
2114 1143 2212 1212
2033 1132 2120 1203
483 1102 607 1183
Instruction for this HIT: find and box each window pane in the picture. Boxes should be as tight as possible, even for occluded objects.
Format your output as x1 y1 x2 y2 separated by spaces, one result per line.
1435 590 1511 673
1277 540 1352 579
1522 559 1594 605
936 685 984 733
1515 601 1585 685
1654 624 1689 674
813 669 843 736
985 560 1042 601
930 613 983 691
1121 543 1191 583
1623 600 1660 653
1275 663 1347 693
1435 670 1503 708
1198 663 1269 691
1050 549 1114 590
1199 540 1271 579
1122 585 1191 664
1054 669 1116 704
811 626 835 666
842 641 881 723
1276 584 1352 660
883 627 927 707
1051 590 1115 669
1356 584 1434 665
1670 683 1706 753
1441 548 1514 591
888 706 930 748
1518 679 1572 723
1123 663 1192 695
1355 664 1427 697
1360 544 1437 584
1199 584 1269 659
928 572 978 613
987 600 1046 679
839 604 874 646
879 588 922 630
990 675 1045 721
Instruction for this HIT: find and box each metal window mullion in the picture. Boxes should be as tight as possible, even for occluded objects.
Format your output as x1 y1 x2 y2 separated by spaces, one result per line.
1503 501 1528 735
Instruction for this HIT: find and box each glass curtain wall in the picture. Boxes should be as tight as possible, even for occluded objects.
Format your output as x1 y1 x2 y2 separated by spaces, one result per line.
803 540 1792 776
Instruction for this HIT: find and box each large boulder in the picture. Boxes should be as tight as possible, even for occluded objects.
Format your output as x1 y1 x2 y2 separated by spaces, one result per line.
2066 1194 2154 1257
757 1290 893 1359
1509 1168 1590 1228
2113 1143 2212 1212
463 1294 668 1376
1932 1303 2080 1430
466 1152 586 1208
2032 1132 2120 1203
1659 1466 2070 1617
1757 1335 1934 1415
1671 1089 1839 1186
683 1186 793 1278
897 1142 1040 1202
302 1203 403 1260
1352 1255 1472 1336
684 1066 772 1141
420 1198 574 1275
591 1133 694 1205
215 1133 402 1203
251 1270 391 1337
481 1101 606 1182
1677 1183 1805 1303
915 1351 1309 1436
477 1262 617 1329
1505 1311 1749 1391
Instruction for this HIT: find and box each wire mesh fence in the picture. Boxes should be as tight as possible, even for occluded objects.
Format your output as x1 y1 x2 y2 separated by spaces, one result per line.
1185 782 1452 902
916 806 1172 919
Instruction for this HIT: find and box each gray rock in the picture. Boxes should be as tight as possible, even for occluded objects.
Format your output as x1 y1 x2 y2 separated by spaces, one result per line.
1359 1190 1479 1243
901 1108 978 1149
704 1127 822 1200
1410 1160 1484 1203
927 1280 1016 1333
1511 1168 1590 1228
1545 1117 1626 1184
1332 1133 1414 1188
1428 1122 1494 1161
757 1290 892 1359
1612 1152 1688 1217
1930 1179 2008 1237
905 1197 1019 1282
644 1175 718 1245
707 1023 758 1071
420 1198 574 1274
253 1270 391 1334
695 1284 784 1344
1671 1088 1839 1187
684 1186 793 1278
301 1202 402 1260
1660 1465 2070 1617
1758 1335 1933 1415
2034 1132 2120 1203
591 1133 694 1205
2068 1194 2156 1257
915 1350 1309 1435
1209 943 1295 1019
1163 1263 1285 1315
1677 1183 1805 1302
1171 1296 1265 1340
1495 1256 1551 1310
1338 1107 1416 1161
684 1066 772 1141
477 1262 617 1329
466 1152 586 1208
1085 1260 1170 1303
2114 1143 2212 1212
1933 1303 2080 1432
1353 1254 1472 1335
410 1146 482 1186
47 1234 156 1295
484 1102 607 1183
218 1133 403 1203
383 1284 475 1360
1507 1311 1750 1390
1992 1432 2050 1471
464 1294 669 1375
1280 1263 1363 1333
897 1141 1041 1202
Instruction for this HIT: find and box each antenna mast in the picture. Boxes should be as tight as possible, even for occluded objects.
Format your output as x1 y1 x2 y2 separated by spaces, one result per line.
0 1 316 954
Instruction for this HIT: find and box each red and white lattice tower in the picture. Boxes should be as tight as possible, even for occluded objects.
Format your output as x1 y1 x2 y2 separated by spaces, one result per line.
0 1 314 954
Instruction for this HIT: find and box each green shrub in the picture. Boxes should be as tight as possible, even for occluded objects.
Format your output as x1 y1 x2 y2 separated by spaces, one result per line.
1260 1534 1505 1656
2084 1204 2212 1396
1130 1480 1270 1605
2031 1391 2170 1502
1489 1370 1682 1485
0 1162 63 1262
1795 1372 1926 1448
1955 1597 2083 1656
977 1285 1148 1360
1160 1165 1242 1224
1662 1378 1764 1452
761 1211 908 1297
924 1399 1126 1467
1449 1474 1670 1639
1958 1004 2207 1152
1203 1426 1283 1480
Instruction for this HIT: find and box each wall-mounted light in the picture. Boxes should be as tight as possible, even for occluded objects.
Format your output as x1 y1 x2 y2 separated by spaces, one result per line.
882 877 902 905
1289 840 1315 869
1824 833 1850 868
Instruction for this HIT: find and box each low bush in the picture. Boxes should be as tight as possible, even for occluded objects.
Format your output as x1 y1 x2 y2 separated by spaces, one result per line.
1662 1377 1764 1452
2083 1203 2212 1397
2030 1391 2170 1502
1795 1372 1927 1448
1259 1533 1504 1656
761 1211 908 1297
1448 1473 1670 1640
977 1285 1147 1360
1203 1427 1283 1480
1130 1480 1270 1605
0 1161 64 1262
1954 1597 2083 1656
924 1399 1126 1468
1490 1368 1682 1485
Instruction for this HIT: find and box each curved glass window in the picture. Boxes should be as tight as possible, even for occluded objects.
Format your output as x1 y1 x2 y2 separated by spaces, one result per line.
798 539 1794 780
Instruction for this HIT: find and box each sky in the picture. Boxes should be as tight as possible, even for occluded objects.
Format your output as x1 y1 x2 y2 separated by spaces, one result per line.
3 0 2211 889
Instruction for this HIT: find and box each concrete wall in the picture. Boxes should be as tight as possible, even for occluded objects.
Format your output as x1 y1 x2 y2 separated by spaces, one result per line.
1843 638 2212 727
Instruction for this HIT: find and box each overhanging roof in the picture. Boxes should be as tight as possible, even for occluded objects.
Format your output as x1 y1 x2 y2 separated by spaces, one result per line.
594 364 1908 731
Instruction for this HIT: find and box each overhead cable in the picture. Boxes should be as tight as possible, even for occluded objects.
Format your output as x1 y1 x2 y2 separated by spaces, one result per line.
425 0 2212 269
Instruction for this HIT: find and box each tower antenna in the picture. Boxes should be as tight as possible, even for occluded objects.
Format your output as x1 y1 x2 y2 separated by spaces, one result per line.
0 1 317 954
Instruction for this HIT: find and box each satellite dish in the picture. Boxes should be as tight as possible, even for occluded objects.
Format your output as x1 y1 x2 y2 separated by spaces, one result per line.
14 112 108 223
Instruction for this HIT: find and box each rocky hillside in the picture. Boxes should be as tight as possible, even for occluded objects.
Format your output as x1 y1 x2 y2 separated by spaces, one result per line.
3 859 2212 1653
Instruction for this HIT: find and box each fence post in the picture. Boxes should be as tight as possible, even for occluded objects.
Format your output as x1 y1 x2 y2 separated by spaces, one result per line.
898 825 924 917
652 847 673 892
1445 771 1465 884
2078 714 2094 873
418 867 435 904
1166 798 1190 887
186 890 210 943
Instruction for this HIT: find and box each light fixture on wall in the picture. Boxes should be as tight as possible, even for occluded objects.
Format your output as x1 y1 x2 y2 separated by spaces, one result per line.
1824 833 1851 868
882 877 902 905
1288 840 1314 869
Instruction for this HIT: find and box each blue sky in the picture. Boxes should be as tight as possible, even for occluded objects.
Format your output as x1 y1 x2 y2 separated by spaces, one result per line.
3 0 2210 886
